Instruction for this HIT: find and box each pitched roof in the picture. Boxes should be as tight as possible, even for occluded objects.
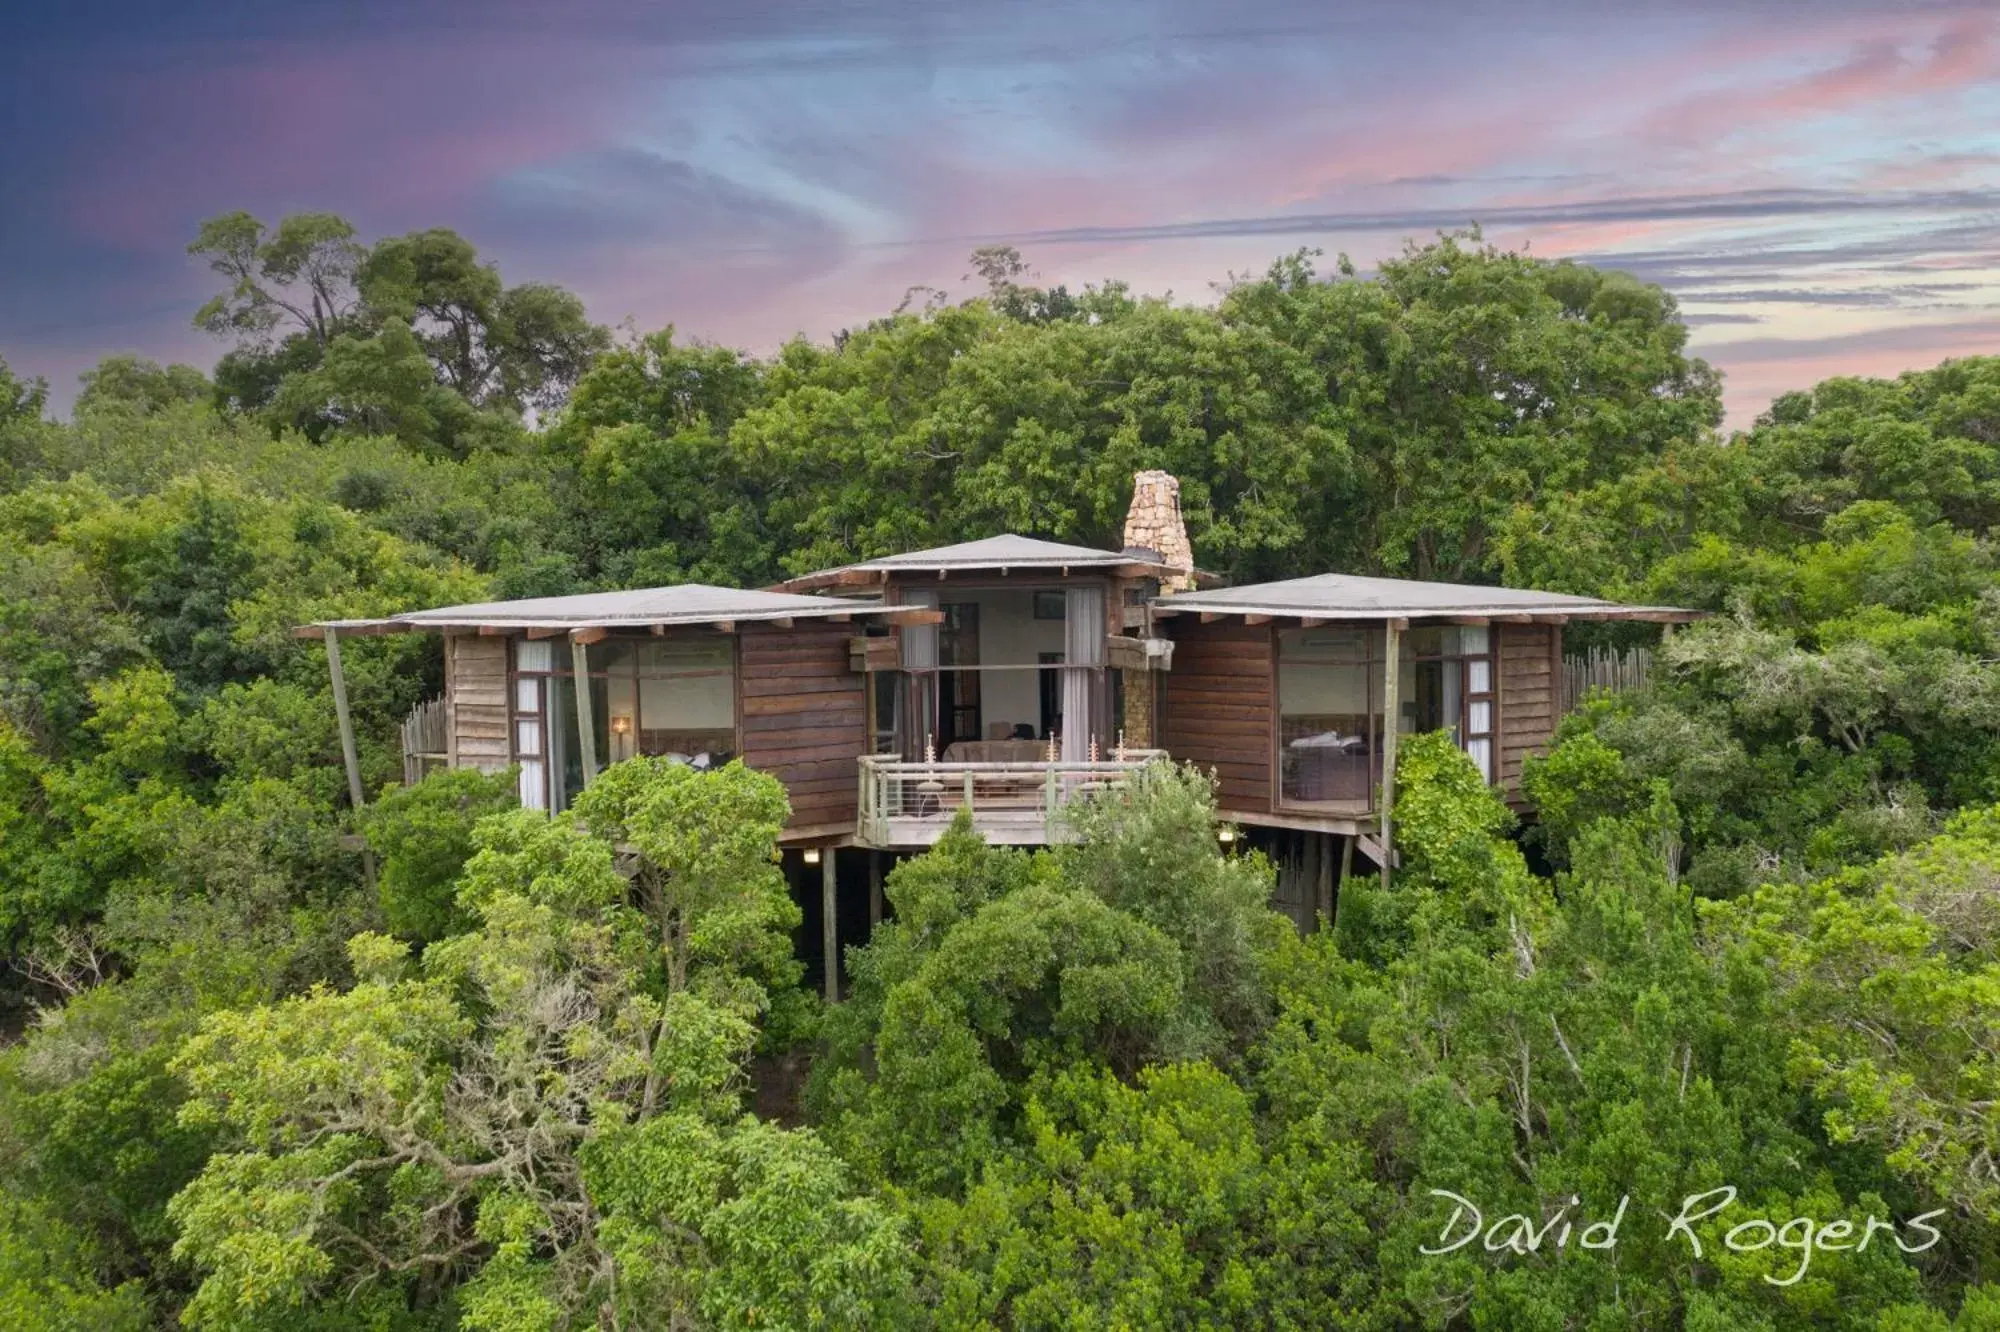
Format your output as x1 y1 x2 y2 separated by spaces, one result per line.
296 584 890 637
1152 572 1700 622
853 534 1137 569
778 533 1209 591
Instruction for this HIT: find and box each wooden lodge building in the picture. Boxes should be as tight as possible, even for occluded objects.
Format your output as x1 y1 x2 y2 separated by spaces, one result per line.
299 472 1696 995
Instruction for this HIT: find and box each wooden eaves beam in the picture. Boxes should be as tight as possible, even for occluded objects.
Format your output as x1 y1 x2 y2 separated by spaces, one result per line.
291 621 411 639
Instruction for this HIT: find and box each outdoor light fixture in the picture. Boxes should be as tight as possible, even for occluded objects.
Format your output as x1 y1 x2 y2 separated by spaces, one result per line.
802 848 822 865
1217 827 1237 844
610 714 631 736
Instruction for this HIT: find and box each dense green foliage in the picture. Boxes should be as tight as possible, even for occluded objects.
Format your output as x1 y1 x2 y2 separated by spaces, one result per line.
2 219 1997 1327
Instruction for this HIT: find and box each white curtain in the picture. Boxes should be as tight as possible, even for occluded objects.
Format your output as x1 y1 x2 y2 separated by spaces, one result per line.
1062 584 1105 762
899 590 938 759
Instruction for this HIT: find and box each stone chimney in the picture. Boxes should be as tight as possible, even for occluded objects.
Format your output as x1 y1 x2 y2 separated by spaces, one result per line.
1122 470 1194 592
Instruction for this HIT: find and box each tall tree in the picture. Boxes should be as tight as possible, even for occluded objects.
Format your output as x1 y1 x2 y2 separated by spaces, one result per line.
73 356 210 416
0 354 47 426
361 228 609 412
188 212 364 349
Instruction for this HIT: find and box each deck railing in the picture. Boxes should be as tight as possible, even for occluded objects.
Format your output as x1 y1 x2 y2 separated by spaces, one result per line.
857 751 1168 847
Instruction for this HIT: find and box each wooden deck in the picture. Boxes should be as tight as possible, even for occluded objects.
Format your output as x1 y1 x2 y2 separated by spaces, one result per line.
855 752 1168 848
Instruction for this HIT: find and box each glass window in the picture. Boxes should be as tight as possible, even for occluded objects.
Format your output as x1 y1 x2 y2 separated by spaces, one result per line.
1398 625 1497 783
1466 737 1493 782
1272 621 1501 805
1278 627 1376 807
510 633 735 810
590 639 637 676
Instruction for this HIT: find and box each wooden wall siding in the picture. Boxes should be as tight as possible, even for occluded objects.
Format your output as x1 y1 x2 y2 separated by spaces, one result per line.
1498 623 1558 797
737 621 868 833
1160 619 1273 811
448 633 511 773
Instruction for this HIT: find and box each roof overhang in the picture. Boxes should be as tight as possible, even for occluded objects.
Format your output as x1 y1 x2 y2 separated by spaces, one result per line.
293 599 936 640
776 558 1223 593
1150 601 1704 625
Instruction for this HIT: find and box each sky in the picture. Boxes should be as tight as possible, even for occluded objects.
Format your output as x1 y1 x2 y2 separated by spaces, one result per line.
2 0 1997 428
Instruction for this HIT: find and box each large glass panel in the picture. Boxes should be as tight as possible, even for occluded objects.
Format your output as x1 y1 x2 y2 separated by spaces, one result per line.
514 639 554 673
1395 624 1496 784
603 672 639 764
548 675 575 811
1411 659 1464 740
1279 627 1374 806
1407 625 1461 657
633 638 734 763
589 640 637 676
872 672 900 754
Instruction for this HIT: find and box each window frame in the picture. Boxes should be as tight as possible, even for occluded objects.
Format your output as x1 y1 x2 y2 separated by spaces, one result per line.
508 631 741 810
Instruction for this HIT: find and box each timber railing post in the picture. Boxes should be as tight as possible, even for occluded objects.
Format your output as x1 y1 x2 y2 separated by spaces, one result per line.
1379 618 1404 891
323 626 377 888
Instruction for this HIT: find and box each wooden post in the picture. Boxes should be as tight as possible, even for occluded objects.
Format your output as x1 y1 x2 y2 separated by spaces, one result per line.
323 626 376 887
869 851 884 931
1316 832 1335 927
1379 618 1404 890
570 637 599 788
821 848 839 1003
1336 834 1354 927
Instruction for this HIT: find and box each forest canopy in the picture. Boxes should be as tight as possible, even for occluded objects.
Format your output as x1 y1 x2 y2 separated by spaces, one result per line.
1 212 1997 1329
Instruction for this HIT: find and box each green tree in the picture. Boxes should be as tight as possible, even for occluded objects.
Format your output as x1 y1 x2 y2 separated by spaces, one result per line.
167 767 906 1329
189 211 364 349
1 353 49 426
74 355 211 416
361 766 519 943
361 228 609 412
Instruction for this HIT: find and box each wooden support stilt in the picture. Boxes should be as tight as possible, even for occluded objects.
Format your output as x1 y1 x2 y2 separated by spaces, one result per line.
822 848 839 1003
570 637 599 788
1316 832 1335 927
323 627 376 888
1379 618 1404 891
1336 833 1354 928
868 851 884 931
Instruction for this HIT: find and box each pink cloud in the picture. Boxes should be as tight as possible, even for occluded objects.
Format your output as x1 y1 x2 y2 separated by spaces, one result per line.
1634 14 1998 153
1702 318 2000 429
61 38 641 251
